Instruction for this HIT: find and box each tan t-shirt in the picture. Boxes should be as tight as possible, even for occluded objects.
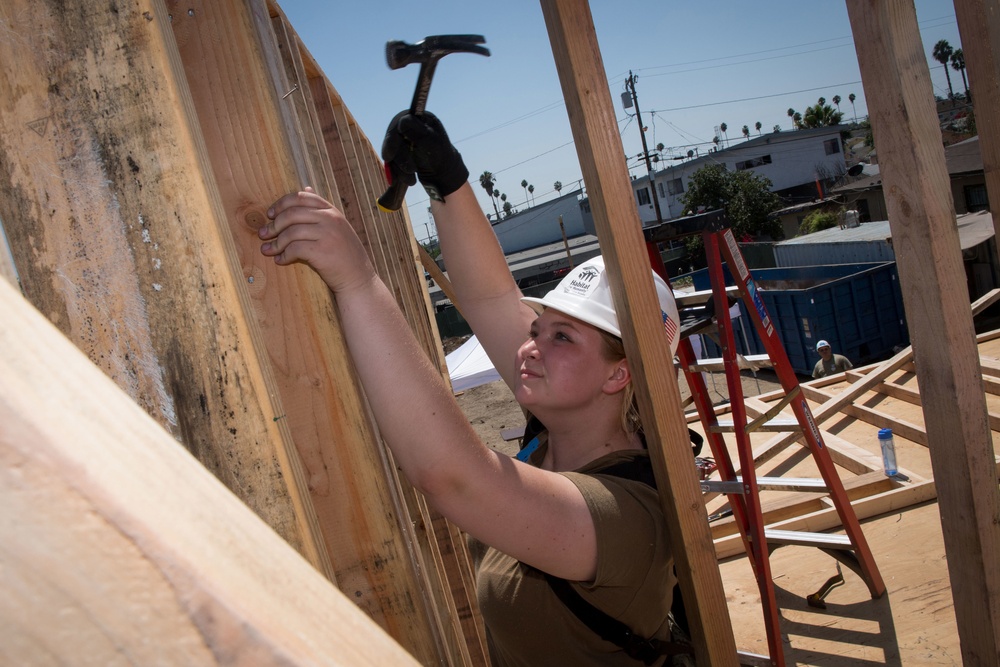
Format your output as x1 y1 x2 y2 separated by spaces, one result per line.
471 448 676 666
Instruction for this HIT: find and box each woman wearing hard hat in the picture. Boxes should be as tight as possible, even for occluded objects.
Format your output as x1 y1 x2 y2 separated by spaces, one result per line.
260 111 690 666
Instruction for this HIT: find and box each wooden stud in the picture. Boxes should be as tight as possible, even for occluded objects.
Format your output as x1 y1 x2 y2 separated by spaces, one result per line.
0 0 332 574
273 8 486 660
539 2 737 664
167 1 453 662
799 385 928 447
0 278 418 666
849 376 1000 432
264 14 339 202
847 1 1000 662
954 1 1000 230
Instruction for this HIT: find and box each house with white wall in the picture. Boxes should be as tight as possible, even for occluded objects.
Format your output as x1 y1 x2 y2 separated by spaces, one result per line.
488 188 589 254
627 126 850 227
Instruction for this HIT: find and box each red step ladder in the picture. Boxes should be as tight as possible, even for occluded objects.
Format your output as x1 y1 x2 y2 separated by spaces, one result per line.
644 211 886 667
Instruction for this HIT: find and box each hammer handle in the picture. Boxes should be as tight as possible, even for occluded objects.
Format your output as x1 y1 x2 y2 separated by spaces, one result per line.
409 59 438 115
378 60 439 212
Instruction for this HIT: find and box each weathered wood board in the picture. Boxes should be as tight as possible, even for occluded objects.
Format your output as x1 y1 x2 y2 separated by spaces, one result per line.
0 277 419 666
0 0 330 573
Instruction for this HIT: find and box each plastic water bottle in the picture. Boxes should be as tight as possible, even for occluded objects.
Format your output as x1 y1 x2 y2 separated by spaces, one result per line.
878 428 897 477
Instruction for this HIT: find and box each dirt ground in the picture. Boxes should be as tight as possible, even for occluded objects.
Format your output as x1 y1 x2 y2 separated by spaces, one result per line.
445 336 789 456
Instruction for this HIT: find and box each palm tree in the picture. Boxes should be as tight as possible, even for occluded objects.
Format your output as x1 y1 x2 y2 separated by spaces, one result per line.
951 49 969 99
793 112 802 129
832 95 842 113
553 181 562 196
787 108 797 129
800 97 843 128
528 184 535 205
479 171 501 221
521 179 529 207
933 39 955 99
719 122 729 146
755 121 762 135
503 201 513 218
848 93 857 123
772 124 781 133
741 125 750 140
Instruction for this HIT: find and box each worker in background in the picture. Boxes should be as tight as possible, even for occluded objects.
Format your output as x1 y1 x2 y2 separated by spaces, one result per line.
812 339 853 378
258 110 691 666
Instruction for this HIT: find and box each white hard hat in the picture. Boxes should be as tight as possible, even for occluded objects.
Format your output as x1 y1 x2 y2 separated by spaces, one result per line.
522 256 681 355
816 340 830 351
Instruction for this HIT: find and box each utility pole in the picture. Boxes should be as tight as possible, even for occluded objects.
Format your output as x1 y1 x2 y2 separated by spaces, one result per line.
623 71 664 226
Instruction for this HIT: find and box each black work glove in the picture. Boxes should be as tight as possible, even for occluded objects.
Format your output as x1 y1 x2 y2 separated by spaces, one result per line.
381 111 469 202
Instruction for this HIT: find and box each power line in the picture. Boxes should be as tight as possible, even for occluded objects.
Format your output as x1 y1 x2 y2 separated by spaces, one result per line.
648 81 862 114
640 44 854 79
608 13 957 84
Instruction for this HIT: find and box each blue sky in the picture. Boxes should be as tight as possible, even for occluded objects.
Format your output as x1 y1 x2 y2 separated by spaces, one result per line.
279 1 963 243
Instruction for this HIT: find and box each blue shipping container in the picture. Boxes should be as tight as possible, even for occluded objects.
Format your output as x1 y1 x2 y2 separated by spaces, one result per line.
690 262 909 375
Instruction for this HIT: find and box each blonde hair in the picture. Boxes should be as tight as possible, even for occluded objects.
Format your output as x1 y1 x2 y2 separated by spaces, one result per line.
597 330 642 436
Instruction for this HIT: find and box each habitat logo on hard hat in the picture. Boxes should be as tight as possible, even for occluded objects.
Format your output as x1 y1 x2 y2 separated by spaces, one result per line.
564 265 601 297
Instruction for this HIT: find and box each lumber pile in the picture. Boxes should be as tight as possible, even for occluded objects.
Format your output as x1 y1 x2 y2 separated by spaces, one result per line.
698 327 1000 561
0 0 483 664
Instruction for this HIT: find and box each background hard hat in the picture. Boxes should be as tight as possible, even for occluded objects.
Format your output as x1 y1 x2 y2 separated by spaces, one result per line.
816 340 830 351
522 256 681 355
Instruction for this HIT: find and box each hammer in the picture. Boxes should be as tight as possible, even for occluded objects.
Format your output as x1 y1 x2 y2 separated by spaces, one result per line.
377 34 490 212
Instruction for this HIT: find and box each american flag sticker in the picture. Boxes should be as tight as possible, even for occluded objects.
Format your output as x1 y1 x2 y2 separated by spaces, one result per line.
662 310 678 347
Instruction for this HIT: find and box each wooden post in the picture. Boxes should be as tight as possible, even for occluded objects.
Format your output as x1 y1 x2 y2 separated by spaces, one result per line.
953 0 1000 238
0 0 332 576
167 1 456 662
539 2 738 664
847 2 1000 663
0 277 419 667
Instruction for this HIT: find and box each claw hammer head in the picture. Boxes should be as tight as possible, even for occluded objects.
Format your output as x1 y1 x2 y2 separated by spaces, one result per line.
376 35 489 213
385 34 490 71
384 34 490 114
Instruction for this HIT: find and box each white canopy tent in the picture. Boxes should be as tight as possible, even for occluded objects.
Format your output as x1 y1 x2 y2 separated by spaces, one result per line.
445 335 503 391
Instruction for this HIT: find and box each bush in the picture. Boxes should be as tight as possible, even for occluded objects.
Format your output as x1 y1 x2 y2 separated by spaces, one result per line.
798 210 840 235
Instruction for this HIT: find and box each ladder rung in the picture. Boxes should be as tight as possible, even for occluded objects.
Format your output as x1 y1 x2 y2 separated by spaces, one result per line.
764 529 853 550
700 476 828 494
755 476 828 492
710 417 801 433
688 353 773 373
700 480 745 494
674 285 741 307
